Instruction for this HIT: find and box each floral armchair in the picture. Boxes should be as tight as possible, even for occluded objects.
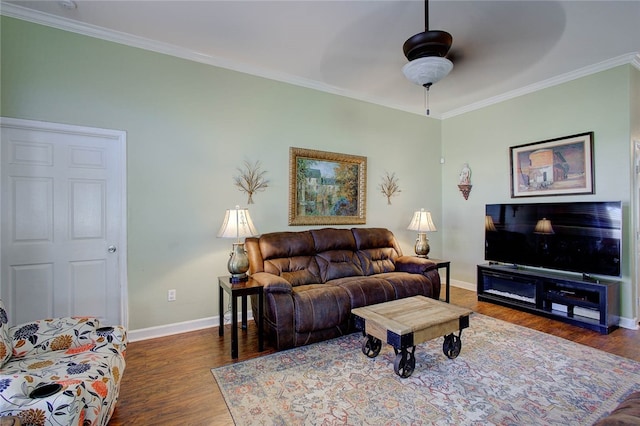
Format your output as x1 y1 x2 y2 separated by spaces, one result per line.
0 299 127 426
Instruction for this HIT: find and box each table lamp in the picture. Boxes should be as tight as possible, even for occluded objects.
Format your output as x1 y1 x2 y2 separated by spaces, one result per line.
534 218 555 235
217 205 258 282
407 208 437 258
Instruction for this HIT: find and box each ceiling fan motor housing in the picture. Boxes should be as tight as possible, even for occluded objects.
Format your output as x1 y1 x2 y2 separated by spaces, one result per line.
403 30 453 61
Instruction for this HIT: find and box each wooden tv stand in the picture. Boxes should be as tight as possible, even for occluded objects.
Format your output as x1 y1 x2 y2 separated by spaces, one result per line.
477 264 619 334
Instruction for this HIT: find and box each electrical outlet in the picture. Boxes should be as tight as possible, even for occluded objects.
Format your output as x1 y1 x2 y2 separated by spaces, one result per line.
168 289 176 302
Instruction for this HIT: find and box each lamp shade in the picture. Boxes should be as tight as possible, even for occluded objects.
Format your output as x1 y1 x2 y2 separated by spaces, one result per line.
534 218 555 235
217 206 258 242
407 209 437 232
485 215 497 232
402 56 453 87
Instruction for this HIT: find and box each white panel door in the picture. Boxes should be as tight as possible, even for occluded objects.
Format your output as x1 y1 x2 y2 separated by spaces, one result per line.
1 118 127 327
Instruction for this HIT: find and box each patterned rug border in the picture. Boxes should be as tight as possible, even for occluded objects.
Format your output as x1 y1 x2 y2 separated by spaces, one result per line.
212 313 640 425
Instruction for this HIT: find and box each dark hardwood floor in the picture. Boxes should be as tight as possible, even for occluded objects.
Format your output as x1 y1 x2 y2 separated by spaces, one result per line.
109 286 640 425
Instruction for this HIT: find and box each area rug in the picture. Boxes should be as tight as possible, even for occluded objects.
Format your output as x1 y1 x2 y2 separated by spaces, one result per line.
211 314 640 425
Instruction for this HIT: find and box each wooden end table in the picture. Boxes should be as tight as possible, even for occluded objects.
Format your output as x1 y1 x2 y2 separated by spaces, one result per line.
218 276 264 359
352 295 471 378
428 258 451 303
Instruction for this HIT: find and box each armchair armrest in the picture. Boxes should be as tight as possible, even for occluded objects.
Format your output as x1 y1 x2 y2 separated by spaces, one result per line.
250 272 293 294
0 376 82 425
395 256 438 274
92 325 128 355
9 317 100 359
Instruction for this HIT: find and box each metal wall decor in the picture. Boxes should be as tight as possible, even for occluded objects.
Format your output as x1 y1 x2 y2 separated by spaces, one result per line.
234 160 269 204
379 171 401 205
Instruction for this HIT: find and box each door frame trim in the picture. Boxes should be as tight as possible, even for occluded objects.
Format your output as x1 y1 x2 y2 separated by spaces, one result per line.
0 117 128 327
634 139 640 326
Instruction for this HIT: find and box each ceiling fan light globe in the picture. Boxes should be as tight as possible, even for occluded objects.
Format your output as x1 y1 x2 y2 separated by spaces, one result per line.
402 56 453 86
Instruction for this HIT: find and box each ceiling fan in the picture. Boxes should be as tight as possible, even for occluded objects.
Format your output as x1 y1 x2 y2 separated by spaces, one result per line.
402 0 454 114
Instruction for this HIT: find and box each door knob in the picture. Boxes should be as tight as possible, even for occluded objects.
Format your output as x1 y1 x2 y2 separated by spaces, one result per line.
108 245 117 253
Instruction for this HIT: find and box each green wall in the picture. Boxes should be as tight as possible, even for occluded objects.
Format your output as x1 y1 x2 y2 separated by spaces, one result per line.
442 65 637 320
1 17 443 330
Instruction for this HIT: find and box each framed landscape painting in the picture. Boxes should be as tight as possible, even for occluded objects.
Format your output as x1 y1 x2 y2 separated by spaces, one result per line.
289 147 366 225
510 132 594 198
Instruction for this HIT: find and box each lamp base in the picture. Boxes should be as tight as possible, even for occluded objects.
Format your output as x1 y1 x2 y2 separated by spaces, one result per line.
229 274 248 283
227 242 250 282
414 233 430 258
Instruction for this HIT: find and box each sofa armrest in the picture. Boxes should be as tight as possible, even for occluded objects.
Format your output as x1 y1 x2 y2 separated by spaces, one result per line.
0 377 82 425
92 325 128 355
251 272 293 294
395 256 437 274
9 317 100 358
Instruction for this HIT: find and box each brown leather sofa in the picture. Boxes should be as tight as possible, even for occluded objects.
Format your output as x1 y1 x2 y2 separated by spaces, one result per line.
593 392 640 426
246 227 441 350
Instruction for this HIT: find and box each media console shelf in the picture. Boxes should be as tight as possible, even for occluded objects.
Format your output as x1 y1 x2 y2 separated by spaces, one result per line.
477 264 619 334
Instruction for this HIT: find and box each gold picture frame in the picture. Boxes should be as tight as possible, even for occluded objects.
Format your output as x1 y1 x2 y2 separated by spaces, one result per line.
289 147 366 225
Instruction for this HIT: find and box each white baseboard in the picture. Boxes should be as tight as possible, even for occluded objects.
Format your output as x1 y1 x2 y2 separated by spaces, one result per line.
128 312 256 342
128 316 218 342
450 279 638 331
129 281 637 341
451 279 476 292
619 316 639 330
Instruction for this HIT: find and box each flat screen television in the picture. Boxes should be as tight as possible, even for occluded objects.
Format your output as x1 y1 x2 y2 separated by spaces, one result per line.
485 201 622 277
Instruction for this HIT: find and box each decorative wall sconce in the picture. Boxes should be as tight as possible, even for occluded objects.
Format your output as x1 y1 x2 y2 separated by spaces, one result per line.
458 163 472 200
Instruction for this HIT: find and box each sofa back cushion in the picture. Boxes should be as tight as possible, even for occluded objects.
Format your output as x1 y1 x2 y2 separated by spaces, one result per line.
257 231 322 286
264 256 321 286
352 228 401 275
0 300 11 367
311 229 363 282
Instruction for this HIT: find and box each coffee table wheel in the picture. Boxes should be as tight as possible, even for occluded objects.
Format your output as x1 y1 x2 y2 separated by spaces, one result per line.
393 347 416 378
443 333 462 359
361 335 382 358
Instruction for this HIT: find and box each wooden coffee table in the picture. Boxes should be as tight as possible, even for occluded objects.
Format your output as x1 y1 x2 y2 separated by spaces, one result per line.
352 295 472 378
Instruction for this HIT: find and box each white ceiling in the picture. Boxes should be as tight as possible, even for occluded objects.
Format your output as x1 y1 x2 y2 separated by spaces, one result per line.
3 0 640 118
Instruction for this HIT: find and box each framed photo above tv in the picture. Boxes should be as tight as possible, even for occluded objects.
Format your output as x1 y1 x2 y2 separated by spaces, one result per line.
289 147 366 226
510 132 594 198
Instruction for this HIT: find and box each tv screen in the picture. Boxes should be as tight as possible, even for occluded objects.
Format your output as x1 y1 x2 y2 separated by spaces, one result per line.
485 201 622 277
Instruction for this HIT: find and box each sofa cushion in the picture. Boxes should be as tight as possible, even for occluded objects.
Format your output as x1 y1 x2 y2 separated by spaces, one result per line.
357 247 398 275
0 301 11 367
311 228 364 281
352 228 402 254
594 391 640 425
9 317 100 359
292 285 351 333
316 250 364 282
259 231 315 259
264 256 321 286
332 276 395 309
311 228 357 252
377 272 436 299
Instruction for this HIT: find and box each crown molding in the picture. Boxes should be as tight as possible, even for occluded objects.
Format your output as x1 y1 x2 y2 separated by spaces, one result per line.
0 3 424 116
632 53 640 71
442 52 640 119
1 3 636 121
